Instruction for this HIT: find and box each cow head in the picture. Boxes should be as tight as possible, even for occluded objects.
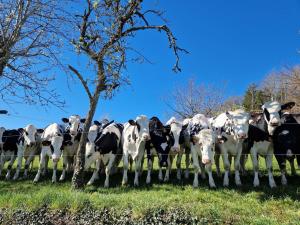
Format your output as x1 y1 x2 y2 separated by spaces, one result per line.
262 101 295 135
23 124 38 147
128 115 150 142
188 114 210 141
62 115 85 136
225 109 250 141
192 129 216 165
165 117 183 152
51 135 63 163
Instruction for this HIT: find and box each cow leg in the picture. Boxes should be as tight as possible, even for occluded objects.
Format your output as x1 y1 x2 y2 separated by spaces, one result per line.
122 153 129 186
87 159 101 186
184 151 190 179
6 153 16 180
59 153 68 181
13 145 24 180
240 154 248 176
146 156 154 184
288 158 296 176
52 161 58 183
297 155 300 169
42 156 49 176
222 152 230 187
24 152 35 178
200 160 206 180
265 153 276 188
176 152 182 180
134 152 144 187
234 148 242 186
0 152 5 177
104 154 116 188
275 155 287 185
215 153 221 177
205 163 216 188
164 156 171 182
191 146 200 187
250 149 259 187
34 151 46 183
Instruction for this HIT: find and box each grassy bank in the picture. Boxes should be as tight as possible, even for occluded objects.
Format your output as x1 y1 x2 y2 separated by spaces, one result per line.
0 157 299 224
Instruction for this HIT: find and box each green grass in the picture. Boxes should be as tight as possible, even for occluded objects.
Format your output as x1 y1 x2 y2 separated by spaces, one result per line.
0 156 300 224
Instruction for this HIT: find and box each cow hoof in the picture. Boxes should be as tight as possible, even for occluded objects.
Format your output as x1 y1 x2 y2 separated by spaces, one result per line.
134 182 139 187
33 179 38 183
59 177 65 182
5 175 11 180
164 177 169 182
122 181 128 186
87 181 93 186
104 184 109 188
270 183 277 189
209 184 216 189
146 177 151 184
13 176 18 181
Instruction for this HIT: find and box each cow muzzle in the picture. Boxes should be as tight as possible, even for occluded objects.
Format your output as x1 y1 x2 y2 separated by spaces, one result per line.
142 134 150 141
52 156 60 163
202 158 211 165
237 133 247 140
171 146 180 152
270 122 279 127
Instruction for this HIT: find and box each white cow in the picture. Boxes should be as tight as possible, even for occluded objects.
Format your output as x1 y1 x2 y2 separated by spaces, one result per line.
122 115 150 186
187 114 217 188
213 109 250 187
33 123 63 183
13 125 43 180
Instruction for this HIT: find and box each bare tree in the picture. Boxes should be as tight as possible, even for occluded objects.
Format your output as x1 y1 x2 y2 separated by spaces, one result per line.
68 0 186 189
165 79 227 118
260 66 300 112
0 0 66 107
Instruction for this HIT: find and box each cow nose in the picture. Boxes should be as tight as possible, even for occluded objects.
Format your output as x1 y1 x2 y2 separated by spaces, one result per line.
171 146 180 152
143 134 150 141
202 158 211 165
270 122 279 127
286 149 293 158
238 133 247 139
52 157 60 163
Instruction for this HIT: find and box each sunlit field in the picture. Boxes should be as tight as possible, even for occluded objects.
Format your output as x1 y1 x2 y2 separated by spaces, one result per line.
0 155 299 224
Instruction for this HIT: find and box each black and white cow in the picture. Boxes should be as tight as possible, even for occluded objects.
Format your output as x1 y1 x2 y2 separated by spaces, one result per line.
33 123 64 183
85 121 123 187
13 125 44 180
243 125 276 188
187 114 217 188
273 123 300 185
122 115 150 186
165 117 190 181
59 115 86 181
0 127 23 179
145 117 177 184
251 101 299 179
213 109 250 186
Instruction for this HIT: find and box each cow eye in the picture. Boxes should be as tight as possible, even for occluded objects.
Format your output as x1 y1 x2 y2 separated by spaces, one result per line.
69 123 71 126
25 131 28 135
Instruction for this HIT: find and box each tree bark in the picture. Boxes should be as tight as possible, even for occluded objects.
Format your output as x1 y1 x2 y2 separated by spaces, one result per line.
72 62 104 189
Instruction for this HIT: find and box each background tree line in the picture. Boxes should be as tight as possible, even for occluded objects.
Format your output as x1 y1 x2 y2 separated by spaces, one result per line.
166 65 300 119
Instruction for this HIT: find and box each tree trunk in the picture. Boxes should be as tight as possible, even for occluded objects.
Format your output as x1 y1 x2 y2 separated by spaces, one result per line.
71 97 99 189
72 62 105 190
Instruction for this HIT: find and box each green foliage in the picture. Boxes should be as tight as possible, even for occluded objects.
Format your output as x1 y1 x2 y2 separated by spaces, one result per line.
243 83 266 111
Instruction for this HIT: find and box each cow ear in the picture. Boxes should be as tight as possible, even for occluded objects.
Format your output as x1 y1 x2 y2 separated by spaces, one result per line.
62 118 69 123
18 128 24 133
94 120 101 126
37 129 44 134
80 118 86 123
225 111 232 119
128 119 136 126
182 124 188 130
281 102 295 110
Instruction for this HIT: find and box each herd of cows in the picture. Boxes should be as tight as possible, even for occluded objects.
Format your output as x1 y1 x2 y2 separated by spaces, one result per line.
0 100 300 188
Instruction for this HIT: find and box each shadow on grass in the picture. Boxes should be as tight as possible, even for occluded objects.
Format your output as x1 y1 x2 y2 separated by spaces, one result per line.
0 167 299 202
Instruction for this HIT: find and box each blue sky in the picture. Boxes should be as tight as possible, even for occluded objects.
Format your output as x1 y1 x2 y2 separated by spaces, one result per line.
1 0 300 128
